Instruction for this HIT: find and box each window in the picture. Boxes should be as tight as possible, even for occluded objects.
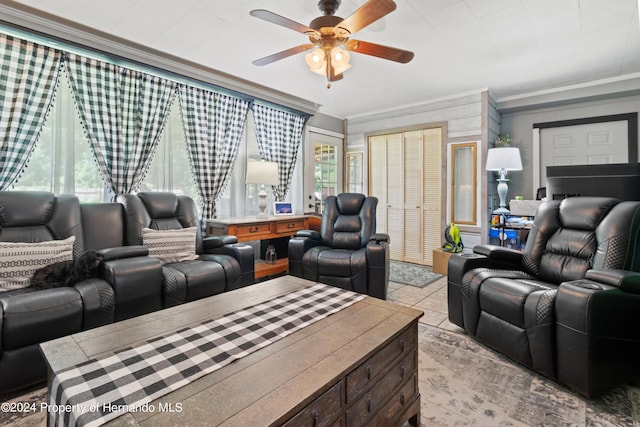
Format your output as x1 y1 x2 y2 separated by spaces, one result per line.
313 142 340 213
13 76 301 220
139 101 198 203
450 141 477 225
13 74 105 202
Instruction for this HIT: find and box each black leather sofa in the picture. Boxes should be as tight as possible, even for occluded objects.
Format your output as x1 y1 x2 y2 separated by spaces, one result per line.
448 197 640 397
0 191 253 394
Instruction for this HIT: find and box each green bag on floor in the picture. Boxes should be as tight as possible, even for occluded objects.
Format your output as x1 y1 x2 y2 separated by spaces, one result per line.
442 223 463 253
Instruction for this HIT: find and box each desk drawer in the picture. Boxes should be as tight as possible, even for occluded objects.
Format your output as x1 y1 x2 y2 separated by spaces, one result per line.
346 323 416 402
346 350 417 426
235 223 271 239
283 381 343 427
275 219 306 234
369 374 418 426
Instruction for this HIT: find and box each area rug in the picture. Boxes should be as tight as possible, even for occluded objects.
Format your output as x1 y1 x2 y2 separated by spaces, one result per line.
389 260 443 288
417 323 640 426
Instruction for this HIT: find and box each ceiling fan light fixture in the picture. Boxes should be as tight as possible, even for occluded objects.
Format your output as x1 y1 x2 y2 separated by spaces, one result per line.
305 48 327 74
331 47 351 74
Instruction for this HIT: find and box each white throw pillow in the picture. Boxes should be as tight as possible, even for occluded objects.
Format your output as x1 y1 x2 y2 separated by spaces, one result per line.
142 227 199 264
0 236 76 293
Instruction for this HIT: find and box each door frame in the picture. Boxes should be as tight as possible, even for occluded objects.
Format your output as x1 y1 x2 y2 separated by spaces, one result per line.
365 122 448 265
303 126 345 214
532 113 638 193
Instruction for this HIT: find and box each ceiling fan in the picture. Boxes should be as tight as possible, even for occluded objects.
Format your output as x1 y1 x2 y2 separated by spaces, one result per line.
250 0 414 88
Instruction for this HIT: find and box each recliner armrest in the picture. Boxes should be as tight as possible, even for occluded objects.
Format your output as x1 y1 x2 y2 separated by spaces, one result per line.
203 235 238 250
100 256 163 321
370 233 390 244
73 278 115 329
288 233 323 277
473 244 523 265
296 229 321 240
584 269 640 294
203 241 255 288
97 245 148 261
366 239 390 300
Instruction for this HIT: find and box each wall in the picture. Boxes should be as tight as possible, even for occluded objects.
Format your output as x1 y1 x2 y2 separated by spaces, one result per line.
307 113 344 135
500 93 640 200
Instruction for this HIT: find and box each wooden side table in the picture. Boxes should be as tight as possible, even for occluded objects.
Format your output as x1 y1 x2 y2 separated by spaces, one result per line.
206 215 310 279
432 248 455 275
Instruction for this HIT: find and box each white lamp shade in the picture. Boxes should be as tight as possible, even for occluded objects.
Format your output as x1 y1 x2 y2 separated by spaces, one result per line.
486 147 523 171
246 161 279 185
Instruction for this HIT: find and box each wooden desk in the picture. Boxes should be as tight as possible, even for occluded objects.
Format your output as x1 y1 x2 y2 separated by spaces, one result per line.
206 215 309 279
41 276 423 426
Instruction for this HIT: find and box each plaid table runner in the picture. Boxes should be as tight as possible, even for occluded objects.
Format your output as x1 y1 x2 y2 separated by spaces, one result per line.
48 283 366 427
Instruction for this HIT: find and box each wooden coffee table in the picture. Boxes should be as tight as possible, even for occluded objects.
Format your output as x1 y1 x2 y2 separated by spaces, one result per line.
41 276 423 426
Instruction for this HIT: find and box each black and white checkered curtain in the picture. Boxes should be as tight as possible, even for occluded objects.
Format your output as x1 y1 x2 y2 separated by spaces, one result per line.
178 86 250 225
251 103 309 201
64 53 176 197
0 34 62 190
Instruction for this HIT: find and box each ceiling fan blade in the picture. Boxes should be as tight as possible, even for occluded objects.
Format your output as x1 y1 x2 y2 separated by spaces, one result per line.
334 0 397 35
252 44 315 66
250 9 319 36
345 39 414 63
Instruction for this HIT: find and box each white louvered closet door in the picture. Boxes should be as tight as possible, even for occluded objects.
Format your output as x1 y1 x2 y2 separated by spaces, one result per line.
369 135 387 233
386 133 404 261
403 131 423 264
422 128 442 266
368 128 443 266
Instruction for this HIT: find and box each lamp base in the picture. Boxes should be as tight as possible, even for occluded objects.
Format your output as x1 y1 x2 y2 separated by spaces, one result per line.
256 187 268 219
494 173 511 216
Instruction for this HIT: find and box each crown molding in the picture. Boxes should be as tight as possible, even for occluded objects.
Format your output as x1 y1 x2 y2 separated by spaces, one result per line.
0 1 321 115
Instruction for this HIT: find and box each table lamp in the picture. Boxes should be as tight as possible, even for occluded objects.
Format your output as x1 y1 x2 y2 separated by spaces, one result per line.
246 161 279 218
486 147 522 215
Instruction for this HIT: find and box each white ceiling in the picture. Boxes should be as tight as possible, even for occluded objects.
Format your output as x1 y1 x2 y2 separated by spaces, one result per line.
5 0 640 118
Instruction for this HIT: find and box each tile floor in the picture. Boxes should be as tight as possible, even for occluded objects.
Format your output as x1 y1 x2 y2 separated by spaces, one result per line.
387 275 459 332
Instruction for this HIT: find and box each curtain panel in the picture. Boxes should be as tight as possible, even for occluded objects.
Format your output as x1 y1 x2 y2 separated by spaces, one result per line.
64 53 176 198
251 104 309 201
0 34 62 190
178 86 250 226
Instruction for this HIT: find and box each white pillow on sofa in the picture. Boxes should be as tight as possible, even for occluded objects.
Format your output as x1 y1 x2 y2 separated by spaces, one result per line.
142 227 199 264
0 236 76 293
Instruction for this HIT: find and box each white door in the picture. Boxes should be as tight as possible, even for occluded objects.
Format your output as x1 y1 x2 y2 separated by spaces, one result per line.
386 133 404 261
304 129 343 214
403 130 423 264
540 121 629 185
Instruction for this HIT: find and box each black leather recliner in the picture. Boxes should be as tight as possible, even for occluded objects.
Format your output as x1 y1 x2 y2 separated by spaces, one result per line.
118 192 255 306
288 193 390 299
448 197 640 397
80 202 164 320
0 191 163 394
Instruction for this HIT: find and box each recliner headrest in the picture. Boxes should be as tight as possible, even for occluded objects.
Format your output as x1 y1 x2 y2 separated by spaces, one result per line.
138 192 180 219
336 193 365 215
0 191 56 226
559 197 619 230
